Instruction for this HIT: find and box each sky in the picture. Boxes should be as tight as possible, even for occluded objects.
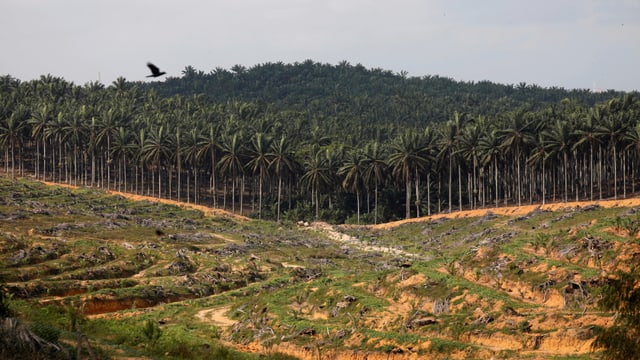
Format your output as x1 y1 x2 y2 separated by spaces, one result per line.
1 0 639 92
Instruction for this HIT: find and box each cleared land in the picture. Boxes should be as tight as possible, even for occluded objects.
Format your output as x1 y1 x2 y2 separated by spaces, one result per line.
2 177 640 359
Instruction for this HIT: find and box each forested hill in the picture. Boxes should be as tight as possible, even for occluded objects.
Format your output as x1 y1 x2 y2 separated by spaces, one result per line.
142 60 628 125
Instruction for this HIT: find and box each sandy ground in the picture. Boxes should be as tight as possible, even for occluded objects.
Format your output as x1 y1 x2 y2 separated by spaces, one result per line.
195 306 237 328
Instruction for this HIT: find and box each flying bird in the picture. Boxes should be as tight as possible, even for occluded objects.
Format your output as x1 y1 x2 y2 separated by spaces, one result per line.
146 62 166 78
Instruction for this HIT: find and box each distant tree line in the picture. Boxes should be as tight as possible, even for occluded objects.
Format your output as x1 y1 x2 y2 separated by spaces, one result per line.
0 61 638 223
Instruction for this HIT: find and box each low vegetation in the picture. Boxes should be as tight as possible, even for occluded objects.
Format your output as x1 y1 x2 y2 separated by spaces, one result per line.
1 177 639 359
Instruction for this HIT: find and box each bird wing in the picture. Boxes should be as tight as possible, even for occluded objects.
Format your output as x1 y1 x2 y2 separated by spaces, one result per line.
147 62 160 76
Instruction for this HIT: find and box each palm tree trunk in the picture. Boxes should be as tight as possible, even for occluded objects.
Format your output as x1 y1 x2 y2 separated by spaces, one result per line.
427 174 431 216
458 164 462 211
563 151 568 202
599 145 603 200
415 168 420 218
614 145 618 200
589 143 594 201
374 181 379 224
448 155 453 213
405 172 411 219
356 189 360 224
277 175 282 223
258 170 263 219
542 157 546 205
516 148 521 207
494 157 498 208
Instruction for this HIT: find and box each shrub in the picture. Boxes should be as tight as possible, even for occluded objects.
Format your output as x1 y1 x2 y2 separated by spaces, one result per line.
0 283 13 318
142 319 162 345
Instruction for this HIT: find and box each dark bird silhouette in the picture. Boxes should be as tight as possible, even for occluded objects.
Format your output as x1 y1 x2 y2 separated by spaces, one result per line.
146 62 166 78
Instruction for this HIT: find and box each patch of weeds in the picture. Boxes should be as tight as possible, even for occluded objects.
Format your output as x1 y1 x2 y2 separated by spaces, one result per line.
142 318 162 347
613 214 640 237
428 337 473 354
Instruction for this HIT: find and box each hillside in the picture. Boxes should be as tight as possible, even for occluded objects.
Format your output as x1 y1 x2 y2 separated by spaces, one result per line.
146 61 626 123
2 177 640 359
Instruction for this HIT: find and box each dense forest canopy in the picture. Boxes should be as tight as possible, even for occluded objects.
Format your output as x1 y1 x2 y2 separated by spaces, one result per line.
0 61 638 223
146 60 626 124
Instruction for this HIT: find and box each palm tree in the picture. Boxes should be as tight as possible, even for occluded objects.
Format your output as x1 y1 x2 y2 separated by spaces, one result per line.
218 132 245 214
246 132 272 219
300 145 330 219
420 127 437 215
339 149 365 224
44 111 66 182
457 119 484 209
111 126 132 192
323 145 344 211
362 141 387 223
183 128 203 204
388 131 429 219
479 127 503 208
498 109 533 207
28 102 53 180
596 105 629 200
543 119 574 202
142 125 171 198
268 136 296 222
625 123 640 195
172 127 183 201
62 107 87 185
573 108 602 201
0 104 27 178
97 107 121 189
197 123 220 207
527 132 548 205
437 116 464 213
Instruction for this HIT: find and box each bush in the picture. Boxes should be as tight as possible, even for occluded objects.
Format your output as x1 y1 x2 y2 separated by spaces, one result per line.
0 283 13 318
142 319 162 345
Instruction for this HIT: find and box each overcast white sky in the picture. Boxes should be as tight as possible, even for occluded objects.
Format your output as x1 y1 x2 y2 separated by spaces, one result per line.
1 0 638 91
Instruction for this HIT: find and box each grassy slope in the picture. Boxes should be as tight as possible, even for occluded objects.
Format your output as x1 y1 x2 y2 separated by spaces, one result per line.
1 177 639 359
